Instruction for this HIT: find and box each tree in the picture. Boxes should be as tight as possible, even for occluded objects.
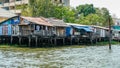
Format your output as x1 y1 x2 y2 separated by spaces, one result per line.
21 2 113 26
76 4 96 16
75 4 113 26
100 8 113 26
21 0 54 17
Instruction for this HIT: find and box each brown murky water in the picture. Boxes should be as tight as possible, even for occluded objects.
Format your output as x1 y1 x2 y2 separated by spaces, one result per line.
0 45 120 68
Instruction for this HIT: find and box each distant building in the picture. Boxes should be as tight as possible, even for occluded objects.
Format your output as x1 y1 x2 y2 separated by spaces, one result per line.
113 18 120 26
52 0 70 7
0 0 70 15
0 0 29 15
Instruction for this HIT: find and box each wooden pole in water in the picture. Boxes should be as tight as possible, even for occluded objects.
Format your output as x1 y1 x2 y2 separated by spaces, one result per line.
108 16 111 50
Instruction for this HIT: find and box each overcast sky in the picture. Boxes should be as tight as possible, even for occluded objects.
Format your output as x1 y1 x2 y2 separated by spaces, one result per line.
70 0 120 18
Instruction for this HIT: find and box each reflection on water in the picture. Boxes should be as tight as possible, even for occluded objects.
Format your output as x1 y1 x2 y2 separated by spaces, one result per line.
0 45 120 68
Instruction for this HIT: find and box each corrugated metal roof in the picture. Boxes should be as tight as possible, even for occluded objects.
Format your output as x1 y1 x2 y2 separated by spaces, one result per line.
43 18 68 27
21 17 53 26
0 8 17 18
66 23 88 26
0 17 8 22
72 25 93 32
91 25 109 30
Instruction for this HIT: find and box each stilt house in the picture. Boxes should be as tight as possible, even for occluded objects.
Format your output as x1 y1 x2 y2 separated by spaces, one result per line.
19 17 53 37
0 8 20 36
66 23 93 37
43 18 68 37
91 25 109 41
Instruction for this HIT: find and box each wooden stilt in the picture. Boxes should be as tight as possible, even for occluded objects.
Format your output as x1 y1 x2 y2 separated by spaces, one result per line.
28 36 31 47
0 36 1 44
50 38 52 45
35 36 38 47
10 36 13 45
77 38 79 45
19 36 21 45
1 37 3 44
70 37 72 45
63 38 65 45
54 38 57 45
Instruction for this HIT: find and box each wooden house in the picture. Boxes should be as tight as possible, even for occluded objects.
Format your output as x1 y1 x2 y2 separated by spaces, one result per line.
43 18 68 37
19 17 53 37
112 26 120 40
91 25 109 41
0 8 20 36
66 23 93 37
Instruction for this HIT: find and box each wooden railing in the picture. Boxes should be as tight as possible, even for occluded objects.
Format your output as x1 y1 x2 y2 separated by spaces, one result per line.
33 30 54 37
19 29 66 37
19 29 54 37
19 30 32 36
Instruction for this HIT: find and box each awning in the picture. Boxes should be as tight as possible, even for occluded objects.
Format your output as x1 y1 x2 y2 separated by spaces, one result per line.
72 25 93 32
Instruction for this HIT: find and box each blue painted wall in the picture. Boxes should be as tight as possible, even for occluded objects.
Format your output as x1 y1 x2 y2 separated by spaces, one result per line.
0 16 20 36
0 26 2 35
66 27 72 36
66 25 93 37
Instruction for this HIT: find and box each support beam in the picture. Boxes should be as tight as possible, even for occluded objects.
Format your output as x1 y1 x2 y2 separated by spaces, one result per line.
63 38 65 45
70 37 72 45
28 36 31 47
54 38 57 45
50 38 53 45
35 36 38 47
77 38 79 45
19 36 21 45
10 36 13 45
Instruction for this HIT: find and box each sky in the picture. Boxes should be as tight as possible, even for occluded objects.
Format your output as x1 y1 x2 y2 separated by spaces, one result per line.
70 0 120 18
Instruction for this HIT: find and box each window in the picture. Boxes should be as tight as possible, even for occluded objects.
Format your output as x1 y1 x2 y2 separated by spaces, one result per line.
2 25 8 35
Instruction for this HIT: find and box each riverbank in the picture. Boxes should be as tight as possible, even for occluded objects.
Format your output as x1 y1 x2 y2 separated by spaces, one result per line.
0 41 119 52
92 40 119 46
0 44 86 52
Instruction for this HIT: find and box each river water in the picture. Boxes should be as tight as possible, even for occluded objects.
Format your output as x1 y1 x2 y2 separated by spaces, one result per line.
0 45 120 68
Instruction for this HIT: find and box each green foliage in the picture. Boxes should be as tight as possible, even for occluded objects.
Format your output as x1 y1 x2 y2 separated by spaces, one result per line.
21 1 113 26
63 8 76 23
76 4 96 16
75 4 113 26
76 14 104 25
21 0 76 22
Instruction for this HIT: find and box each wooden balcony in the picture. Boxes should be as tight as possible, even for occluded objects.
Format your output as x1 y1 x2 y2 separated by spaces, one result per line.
19 29 66 37
19 30 32 36
19 29 54 37
33 30 54 37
